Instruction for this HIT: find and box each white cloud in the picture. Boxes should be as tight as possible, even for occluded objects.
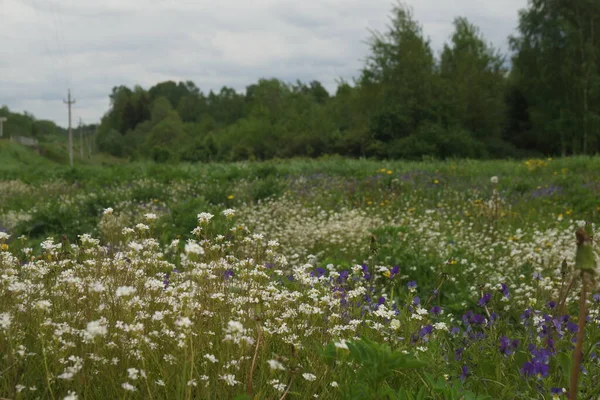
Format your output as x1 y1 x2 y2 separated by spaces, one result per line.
1 0 527 127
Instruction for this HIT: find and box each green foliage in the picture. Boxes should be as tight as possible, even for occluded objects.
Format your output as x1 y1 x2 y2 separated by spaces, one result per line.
420 374 492 400
0 105 65 139
510 0 600 155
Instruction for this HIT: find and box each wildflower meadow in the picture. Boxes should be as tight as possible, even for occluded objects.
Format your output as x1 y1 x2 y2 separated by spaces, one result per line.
0 157 599 399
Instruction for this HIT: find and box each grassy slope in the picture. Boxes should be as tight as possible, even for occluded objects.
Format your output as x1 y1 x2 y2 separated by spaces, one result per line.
0 137 123 176
0 139 57 172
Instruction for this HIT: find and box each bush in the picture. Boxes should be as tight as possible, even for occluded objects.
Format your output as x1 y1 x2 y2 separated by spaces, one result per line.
387 135 437 160
96 129 126 157
151 145 176 163
434 126 488 159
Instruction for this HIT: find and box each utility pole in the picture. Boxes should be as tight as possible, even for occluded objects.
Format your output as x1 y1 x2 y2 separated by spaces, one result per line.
0 117 6 138
78 117 83 158
63 89 76 167
88 126 94 158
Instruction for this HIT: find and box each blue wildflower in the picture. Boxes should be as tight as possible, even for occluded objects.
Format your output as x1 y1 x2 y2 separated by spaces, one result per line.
455 347 464 361
520 361 549 378
460 365 469 380
418 324 433 339
499 336 519 355
478 293 491 307
500 283 510 298
223 269 234 280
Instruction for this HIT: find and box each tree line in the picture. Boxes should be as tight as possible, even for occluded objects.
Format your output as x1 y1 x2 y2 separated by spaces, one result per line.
0 106 66 139
6 1 600 162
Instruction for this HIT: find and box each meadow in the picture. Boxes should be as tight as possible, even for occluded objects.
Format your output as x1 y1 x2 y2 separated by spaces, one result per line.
0 155 599 399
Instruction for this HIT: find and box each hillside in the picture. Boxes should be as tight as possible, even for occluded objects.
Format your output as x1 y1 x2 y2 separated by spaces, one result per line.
0 138 123 177
0 139 57 172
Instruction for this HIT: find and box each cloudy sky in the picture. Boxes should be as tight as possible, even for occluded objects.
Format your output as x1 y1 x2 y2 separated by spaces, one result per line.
1 0 528 128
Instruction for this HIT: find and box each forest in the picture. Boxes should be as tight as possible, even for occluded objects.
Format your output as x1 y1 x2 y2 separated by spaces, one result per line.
3 1 600 162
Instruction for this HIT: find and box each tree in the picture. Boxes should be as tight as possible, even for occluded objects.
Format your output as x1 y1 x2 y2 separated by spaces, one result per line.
148 81 190 109
510 0 600 155
359 2 439 156
150 97 173 124
440 17 507 143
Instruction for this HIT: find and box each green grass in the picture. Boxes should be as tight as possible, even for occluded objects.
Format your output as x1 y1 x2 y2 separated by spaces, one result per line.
0 156 599 399
0 139 57 171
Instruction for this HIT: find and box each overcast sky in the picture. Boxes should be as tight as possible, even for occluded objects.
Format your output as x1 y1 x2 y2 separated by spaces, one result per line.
1 0 528 128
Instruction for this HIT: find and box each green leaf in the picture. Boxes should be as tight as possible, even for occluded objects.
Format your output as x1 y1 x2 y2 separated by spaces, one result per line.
575 228 596 272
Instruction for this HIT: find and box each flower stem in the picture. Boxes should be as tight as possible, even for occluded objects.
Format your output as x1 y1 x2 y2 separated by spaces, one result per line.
247 321 262 396
569 274 588 400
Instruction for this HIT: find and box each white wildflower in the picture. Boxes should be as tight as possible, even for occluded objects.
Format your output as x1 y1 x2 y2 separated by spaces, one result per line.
0 313 12 330
175 317 192 329
267 359 285 370
127 368 139 380
184 240 204 255
204 354 218 364
302 373 317 381
222 209 236 217
433 322 448 331
152 311 165 321
115 286 136 297
220 374 239 386
128 241 143 252
86 320 108 338
63 391 78 400
197 212 214 224
145 213 157 221
334 340 349 350
122 382 136 391
35 300 52 311
90 282 105 293
226 320 244 334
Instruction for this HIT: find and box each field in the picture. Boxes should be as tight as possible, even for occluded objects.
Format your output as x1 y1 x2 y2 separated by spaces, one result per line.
1 154 599 399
